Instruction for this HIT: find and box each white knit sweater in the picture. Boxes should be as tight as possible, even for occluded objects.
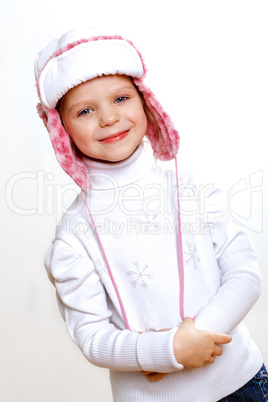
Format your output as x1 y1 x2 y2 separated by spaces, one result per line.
45 143 263 401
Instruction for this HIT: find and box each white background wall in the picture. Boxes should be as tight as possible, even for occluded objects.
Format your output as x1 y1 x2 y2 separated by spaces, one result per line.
1 1 267 401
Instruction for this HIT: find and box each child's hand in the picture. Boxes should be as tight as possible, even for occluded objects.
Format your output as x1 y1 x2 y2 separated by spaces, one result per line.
174 317 232 368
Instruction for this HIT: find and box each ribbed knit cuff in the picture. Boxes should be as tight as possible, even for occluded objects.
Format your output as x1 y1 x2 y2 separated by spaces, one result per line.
137 327 184 373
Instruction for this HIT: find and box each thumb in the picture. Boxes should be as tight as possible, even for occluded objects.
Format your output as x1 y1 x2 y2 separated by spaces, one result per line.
182 317 195 327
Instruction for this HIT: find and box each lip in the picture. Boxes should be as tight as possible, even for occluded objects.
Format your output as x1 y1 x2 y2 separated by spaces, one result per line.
99 130 129 144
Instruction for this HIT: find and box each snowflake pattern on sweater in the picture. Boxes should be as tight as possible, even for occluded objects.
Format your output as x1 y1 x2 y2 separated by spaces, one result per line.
183 241 201 269
126 261 155 289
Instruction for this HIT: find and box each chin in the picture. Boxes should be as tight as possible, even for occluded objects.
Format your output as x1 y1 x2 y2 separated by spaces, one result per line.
103 147 139 164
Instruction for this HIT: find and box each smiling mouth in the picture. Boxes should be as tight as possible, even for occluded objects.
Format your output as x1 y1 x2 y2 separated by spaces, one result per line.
100 130 129 144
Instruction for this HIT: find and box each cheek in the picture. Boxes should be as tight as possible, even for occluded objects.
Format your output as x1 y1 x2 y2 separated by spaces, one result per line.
139 109 148 133
61 115 74 137
65 120 92 141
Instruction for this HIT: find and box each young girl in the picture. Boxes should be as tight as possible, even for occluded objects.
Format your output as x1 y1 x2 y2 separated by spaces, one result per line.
35 27 267 401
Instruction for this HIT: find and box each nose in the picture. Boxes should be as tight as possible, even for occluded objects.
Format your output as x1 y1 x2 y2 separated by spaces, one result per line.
99 104 120 127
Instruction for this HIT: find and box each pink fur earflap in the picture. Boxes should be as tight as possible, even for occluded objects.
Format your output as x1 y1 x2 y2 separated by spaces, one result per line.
47 109 90 190
134 78 179 161
37 105 90 190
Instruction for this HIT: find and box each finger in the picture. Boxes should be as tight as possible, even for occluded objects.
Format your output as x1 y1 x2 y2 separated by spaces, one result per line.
157 328 171 332
212 333 232 345
181 317 195 331
183 317 195 326
208 355 215 364
213 344 223 357
144 372 168 382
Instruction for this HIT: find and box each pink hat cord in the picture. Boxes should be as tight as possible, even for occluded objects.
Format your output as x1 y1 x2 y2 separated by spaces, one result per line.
81 191 131 330
81 157 185 331
175 156 185 321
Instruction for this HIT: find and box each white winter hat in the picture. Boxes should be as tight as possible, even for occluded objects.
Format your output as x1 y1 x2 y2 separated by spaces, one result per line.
35 27 145 109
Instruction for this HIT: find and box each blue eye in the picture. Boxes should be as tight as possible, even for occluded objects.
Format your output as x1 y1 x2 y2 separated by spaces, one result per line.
115 96 127 104
79 108 92 116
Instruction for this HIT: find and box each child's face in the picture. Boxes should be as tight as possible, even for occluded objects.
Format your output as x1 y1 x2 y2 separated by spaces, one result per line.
60 74 148 163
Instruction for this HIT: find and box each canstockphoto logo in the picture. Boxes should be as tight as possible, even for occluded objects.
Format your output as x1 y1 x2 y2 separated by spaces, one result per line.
227 170 263 233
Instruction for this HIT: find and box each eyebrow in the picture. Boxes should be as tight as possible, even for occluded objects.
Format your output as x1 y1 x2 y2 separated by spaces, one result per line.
67 85 137 113
68 100 91 114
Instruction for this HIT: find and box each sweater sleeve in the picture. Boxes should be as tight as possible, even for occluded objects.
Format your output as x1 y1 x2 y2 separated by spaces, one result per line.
44 239 183 373
194 186 262 334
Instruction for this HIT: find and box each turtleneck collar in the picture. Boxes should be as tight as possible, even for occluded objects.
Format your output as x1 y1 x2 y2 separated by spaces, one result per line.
83 142 155 190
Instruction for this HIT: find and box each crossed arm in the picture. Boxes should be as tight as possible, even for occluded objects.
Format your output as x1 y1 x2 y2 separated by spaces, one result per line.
141 317 232 382
45 187 261 383
45 233 259 379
